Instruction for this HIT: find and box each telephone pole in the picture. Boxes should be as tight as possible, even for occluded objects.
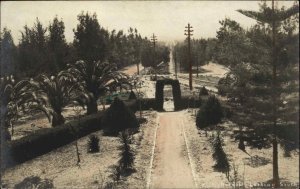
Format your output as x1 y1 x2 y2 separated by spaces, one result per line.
185 23 193 90
174 51 178 79
150 33 157 50
150 33 158 78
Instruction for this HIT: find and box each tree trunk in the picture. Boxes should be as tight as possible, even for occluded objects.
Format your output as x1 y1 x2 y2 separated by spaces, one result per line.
52 113 65 127
87 99 98 115
273 137 280 187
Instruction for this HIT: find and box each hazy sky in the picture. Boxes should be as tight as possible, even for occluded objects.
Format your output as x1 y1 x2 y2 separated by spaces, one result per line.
0 1 295 43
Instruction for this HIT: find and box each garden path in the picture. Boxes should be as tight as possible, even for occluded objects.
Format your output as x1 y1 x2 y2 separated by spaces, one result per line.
150 112 196 188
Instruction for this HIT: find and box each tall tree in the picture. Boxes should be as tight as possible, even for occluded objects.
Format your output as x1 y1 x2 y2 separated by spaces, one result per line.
48 16 69 73
0 28 17 77
18 18 50 77
218 1 299 187
73 12 109 62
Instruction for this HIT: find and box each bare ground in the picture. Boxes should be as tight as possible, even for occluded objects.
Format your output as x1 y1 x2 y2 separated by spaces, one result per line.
150 112 196 188
183 109 299 188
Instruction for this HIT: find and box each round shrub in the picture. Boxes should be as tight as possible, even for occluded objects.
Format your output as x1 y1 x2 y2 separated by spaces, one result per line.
128 90 137 100
199 86 209 96
196 95 223 129
87 134 100 153
102 97 139 135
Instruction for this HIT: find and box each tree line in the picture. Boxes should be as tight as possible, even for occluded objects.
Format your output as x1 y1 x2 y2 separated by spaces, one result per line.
0 12 170 79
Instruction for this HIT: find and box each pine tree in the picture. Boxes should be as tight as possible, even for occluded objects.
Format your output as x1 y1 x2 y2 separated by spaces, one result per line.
73 12 109 62
218 1 299 187
48 16 69 73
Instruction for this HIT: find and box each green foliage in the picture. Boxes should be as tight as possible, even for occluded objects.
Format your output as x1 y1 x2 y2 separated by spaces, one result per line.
196 95 223 129
9 112 103 165
173 38 215 71
128 90 137 100
214 18 251 67
199 86 209 96
48 16 69 72
14 176 54 189
141 42 170 68
1 76 32 139
87 134 100 153
155 79 182 111
211 131 230 172
29 72 76 127
1 28 17 76
102 98 139 135
18 18 50 77
73 12 108 62
67 60 128 114
118 131 134 171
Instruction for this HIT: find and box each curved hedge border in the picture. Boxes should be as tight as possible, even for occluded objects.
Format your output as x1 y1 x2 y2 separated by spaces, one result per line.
8 112 104 165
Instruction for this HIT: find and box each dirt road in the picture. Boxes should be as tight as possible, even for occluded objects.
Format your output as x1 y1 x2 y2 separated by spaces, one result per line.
150 112 196 188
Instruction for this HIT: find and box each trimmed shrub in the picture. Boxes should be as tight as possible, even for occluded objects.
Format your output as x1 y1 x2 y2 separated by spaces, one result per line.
199 86 209 96
155 79 181 111
179 96 202 109
123 99 138 113
102 98 139 135
196 95 223 129
211 131 230 172
87 134 100 153
137 98 156 110
128 90 137 100
8 112 103 165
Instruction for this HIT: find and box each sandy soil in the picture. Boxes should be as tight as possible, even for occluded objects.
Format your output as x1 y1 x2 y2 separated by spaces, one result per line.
150 112 196 188
183 109 299 188
121 64 144 76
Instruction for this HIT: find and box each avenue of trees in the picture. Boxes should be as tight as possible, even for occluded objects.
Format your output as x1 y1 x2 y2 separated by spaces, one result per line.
173 38 216 72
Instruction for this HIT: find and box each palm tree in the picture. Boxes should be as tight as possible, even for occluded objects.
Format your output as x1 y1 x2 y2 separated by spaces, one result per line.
29 71 76 127
237 1 299 187
67 60 127 115
1 76 31 139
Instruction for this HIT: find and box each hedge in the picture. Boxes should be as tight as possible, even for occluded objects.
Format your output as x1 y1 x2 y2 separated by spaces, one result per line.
8 112 104 165
137 98 157 110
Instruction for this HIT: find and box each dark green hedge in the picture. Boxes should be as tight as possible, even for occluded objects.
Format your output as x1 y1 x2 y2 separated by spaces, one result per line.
155 79 181 111
179 97 202 109
8 112 104 165
102 98 139 135
137 98 157 110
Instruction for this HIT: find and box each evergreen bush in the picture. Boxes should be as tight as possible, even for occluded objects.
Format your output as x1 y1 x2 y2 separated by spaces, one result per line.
87 134 100 153
118 131 135 171
199 86 209 96
196 95 223 129
211 131 230 172
128 90 137 100
102 98 139 135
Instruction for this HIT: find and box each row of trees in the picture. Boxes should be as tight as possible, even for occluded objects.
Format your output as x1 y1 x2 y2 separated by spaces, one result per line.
173 38 216 72
1 12 170 79
216 1 299 187
1 59 128 141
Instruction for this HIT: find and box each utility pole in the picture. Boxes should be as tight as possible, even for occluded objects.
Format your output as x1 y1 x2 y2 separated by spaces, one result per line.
185 23 193 90
150 33 157 78
196 53 199 77
174 51 178 79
